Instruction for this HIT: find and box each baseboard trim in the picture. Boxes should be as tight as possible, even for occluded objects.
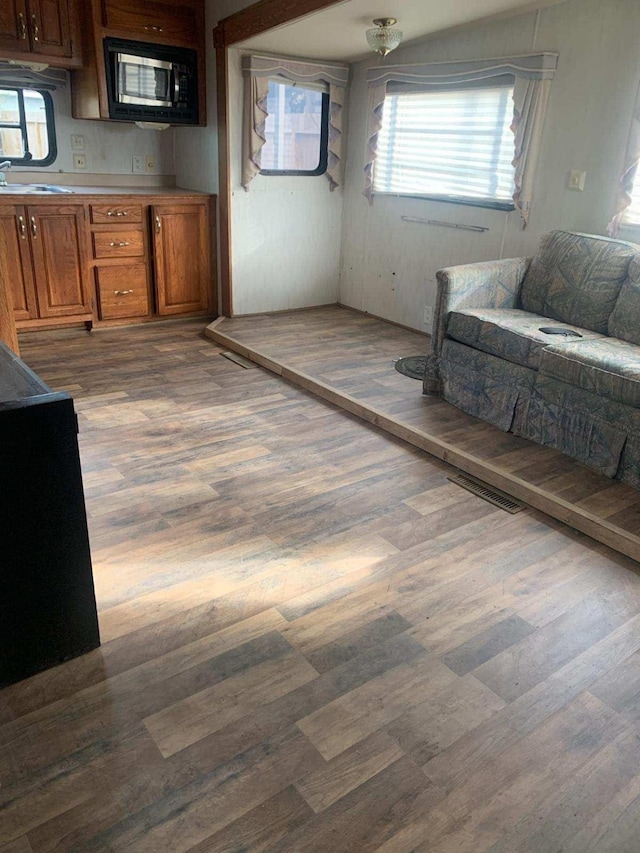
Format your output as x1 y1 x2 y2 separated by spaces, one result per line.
206 318 640 564
337 303 432 339
230 303 339 319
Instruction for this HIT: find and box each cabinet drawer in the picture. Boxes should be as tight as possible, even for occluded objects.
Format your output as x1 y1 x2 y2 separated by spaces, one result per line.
96 265 149 319
90 204 143 225
92 230 144 259
102 0 197 44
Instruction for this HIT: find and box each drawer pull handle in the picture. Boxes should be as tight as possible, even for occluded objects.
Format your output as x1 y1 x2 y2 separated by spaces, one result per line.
30 216 37 238
17 215 26 238
155 215 161 233
109 241 130 247
144 24 164 32
106 210 128 217
31 14 39 41
113 289 134 296
18 12 27 39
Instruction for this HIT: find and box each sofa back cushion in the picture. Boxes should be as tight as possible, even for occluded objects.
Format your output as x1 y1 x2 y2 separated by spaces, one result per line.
520 230 636 333
609 255 640 345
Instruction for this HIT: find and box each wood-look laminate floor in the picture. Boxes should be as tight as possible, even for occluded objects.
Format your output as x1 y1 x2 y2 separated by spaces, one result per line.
210 306 640 562
4 318 640 851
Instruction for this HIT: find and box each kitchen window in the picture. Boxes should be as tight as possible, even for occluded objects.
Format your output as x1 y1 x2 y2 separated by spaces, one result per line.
0 87 56 167
261 80 329 176
374 82 516 209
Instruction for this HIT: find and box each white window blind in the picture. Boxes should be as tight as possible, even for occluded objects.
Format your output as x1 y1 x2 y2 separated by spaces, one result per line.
374 84 516 204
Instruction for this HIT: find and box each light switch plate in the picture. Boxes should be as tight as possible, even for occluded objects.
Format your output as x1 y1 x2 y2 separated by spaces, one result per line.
71 134 84 151
132 154 145 174
567 170 586 191
423 306 434 327
73 152 87 170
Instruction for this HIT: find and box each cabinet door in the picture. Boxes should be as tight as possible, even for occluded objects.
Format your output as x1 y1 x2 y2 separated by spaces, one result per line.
0 0 29 53
27 0 72 57
101 0 198 45
152 202 209 315
0 205 38 321
28 204 92 318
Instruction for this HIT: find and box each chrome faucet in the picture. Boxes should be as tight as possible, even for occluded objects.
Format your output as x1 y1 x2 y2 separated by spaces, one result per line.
0 161 11 187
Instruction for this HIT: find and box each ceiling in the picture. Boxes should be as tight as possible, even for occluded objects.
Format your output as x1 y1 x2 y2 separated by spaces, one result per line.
238 0 564 62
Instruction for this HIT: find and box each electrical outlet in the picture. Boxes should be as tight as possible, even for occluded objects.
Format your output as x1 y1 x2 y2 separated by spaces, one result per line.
423 306 434 327
132 154 145 174
73 152 87 170
71 134 84 151
145 154 156 173
567 170 586 192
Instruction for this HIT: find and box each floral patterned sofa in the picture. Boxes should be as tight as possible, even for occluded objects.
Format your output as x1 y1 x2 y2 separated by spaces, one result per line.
424 230 640 488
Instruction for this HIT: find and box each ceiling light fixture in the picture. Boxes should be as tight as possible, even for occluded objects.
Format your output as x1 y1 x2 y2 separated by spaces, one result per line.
366 18 403 58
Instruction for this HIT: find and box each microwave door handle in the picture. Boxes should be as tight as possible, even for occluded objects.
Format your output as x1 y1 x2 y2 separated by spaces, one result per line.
172 65 180 106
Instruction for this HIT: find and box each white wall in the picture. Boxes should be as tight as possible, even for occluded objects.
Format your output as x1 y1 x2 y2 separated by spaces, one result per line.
174 2 343 315
174 0 257 194
17 81 175 178
226 48 342 315
339 0 640 332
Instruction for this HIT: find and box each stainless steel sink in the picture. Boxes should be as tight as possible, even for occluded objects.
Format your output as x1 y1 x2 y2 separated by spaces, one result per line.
0 184 74 194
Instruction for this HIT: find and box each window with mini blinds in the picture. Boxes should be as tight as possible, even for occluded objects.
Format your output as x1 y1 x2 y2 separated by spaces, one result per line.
374 82 516 207
0 87 56 166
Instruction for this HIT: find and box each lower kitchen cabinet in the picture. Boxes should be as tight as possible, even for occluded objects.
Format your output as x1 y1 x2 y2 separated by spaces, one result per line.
152 202 210 315
0 203 92 327
28 204 93 318
0 193 215 330
95 264 150 319
0 205 38 321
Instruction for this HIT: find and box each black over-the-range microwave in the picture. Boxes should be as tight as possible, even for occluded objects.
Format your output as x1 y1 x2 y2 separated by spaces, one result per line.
104 38 199 125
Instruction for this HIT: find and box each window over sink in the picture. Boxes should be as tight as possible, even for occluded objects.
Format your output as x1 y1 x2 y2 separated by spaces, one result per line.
0 87 57 167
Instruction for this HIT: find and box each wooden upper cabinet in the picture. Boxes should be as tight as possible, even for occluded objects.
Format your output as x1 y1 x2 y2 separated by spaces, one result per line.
28 204 92 318
0 0 78 64
152 202 210 315
0 205 38 322
27 0 72 57
0 0 30 53
101 0 198 45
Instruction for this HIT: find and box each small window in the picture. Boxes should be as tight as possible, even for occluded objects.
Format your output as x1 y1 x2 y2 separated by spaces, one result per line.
374 83 516 208
261 81 329 176
0 88 56 166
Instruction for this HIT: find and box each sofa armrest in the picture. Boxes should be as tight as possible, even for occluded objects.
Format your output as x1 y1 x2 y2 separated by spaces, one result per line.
424 256 531 394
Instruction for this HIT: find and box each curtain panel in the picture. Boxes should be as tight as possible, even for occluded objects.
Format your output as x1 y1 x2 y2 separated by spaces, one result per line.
608 78 640 236
363 53 558 222
241 54 349 191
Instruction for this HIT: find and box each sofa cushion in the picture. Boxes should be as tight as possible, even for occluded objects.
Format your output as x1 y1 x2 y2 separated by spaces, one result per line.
609 255 640 345
520 230 637 333
539 338 640 408
446 308 602 370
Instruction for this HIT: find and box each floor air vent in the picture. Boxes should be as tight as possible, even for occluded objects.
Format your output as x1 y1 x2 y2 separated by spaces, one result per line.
447 473 527 514
221 351 257 369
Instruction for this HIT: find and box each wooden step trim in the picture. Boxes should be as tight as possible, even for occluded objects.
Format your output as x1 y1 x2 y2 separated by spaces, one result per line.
205 318 640 564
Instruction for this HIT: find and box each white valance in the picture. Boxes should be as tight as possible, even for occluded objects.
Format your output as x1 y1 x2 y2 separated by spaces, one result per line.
0 61 67 89
608 77 640 235
242 54 349 192
364 52 558 222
